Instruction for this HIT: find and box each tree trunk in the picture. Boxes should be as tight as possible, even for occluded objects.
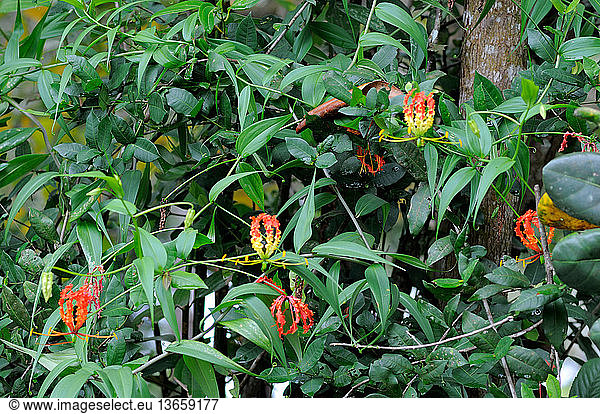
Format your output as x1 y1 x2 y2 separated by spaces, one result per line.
460 0 525 264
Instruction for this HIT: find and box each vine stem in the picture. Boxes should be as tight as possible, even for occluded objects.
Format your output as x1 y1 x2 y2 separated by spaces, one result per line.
265 1 310 54
4 96 60 168
330 315 514 350
348 0 378 70
322 169 370 247
482 299 517 398
534 184 560 384
131 308 232 375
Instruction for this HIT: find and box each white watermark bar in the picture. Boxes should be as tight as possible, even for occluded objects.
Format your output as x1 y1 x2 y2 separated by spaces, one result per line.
1 397 594 414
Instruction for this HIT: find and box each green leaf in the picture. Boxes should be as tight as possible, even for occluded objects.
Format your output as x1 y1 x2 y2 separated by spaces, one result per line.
220 318 270 351
359 32 411 57
155 278 181 341
50 364 96 397
208 171 260 202
472 157 514 220
365 264 391 333
133 256 155 323
355 193 388 217
570 358 600 397
170 271 208 290
132 138 160 163
553 228 600 293
520 382 536 398
138 228 167 270
4 172 59 239
102 366 133 398
175 228 197 259
286 137 317 164
294 173 315 252
375 2 427 59
165 87 201 117
167 340 254 375
484 266 530 288
407 182 430 235
111 115 136 145
230 0 261 10
150 0 214 20
313 240 392 266
543 152 600 226
0 127 36 155
542 298 567 349
559 36 600 60
241 296 287 366
1 286 29 330
473 72 504 111
521 78 539 107
546 374 561 398
280 65 337 90
462 311 500 353
298 337 326 373
183 356 219 398
236 114 292 158
509 285 561 312
426 235 453 266
76 220 102 268
590 318 600 348
0 153 48 189
236 162 264 209
505 346 552 381
527 28 556 62
308 21 356 49
468 284 508 301
103 199 137 216
397 292 434 342
437 167 476 234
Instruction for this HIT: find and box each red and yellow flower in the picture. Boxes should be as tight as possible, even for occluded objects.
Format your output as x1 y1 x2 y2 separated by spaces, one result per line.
356 145 385 175
31 282 115 342
250 213 282 259
379 88 454 147
515 209 555 265
256 276 314 338
403 89 435 137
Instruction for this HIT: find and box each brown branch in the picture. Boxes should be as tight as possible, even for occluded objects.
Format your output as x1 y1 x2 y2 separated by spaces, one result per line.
483 299 517 398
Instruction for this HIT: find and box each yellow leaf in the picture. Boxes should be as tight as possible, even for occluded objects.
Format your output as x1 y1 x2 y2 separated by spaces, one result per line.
538 193 599 231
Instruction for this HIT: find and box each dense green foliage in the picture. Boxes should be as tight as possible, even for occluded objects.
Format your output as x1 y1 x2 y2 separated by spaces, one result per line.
0 0 600 399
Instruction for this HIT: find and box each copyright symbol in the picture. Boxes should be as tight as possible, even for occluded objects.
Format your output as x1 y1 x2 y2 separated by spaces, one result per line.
9 399 19 410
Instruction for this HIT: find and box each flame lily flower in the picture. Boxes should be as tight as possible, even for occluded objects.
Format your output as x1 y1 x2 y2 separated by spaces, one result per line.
256 276 314 338
515 210 555 265
31 283 115 342
379 89 455 147
356 145 385 175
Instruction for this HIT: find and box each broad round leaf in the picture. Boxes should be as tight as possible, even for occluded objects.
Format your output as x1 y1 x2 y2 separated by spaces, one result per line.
543 152 600 225
553 228 600 293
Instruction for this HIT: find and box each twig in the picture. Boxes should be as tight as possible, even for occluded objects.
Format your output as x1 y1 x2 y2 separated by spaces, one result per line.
4 96 60 168
132 309 231 375
482 299 517 398
343 378 370 398
402 374 418 397
330 315 514 351
323 169 370 248
348 0 378 70
534 185 556 282
239 350 266 390
426 8 442 72
265 2 310 54
534 184 561 382
509 319 543 338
